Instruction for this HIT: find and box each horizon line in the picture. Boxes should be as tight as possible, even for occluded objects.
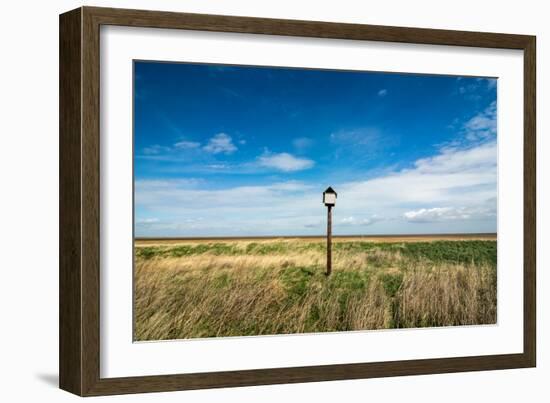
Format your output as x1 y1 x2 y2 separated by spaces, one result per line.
135 232 497 241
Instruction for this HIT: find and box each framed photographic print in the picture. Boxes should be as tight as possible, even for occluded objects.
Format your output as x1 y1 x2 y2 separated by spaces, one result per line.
59 6 536 396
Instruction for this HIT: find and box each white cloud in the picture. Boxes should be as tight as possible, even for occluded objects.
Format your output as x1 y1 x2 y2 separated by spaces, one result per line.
414 140 496 174
203 133 237 154
174 140 200 149
136 218 159 224
135 217 162 230
437 100 497 152
455 78 496 100
339 141 496 209
474 77 497 91
378 89 388 96
205 164 228 170
257 152 314 172
330 128 379 147
135 140 496 236
135 178 203 192
134 179 321 236
135 180 312 209
362 215 383 226
403 206 495 223
139 139 200 159
141 145 170 155
463 101 496 142
340 215 383 226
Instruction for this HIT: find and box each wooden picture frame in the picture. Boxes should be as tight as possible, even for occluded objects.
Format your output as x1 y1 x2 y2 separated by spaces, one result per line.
59 6 536 396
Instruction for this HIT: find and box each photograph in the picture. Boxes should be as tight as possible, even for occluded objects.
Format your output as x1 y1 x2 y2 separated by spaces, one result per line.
133 61 498 341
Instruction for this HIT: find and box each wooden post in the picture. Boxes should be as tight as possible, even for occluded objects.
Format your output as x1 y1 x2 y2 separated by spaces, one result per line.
326 205 332 276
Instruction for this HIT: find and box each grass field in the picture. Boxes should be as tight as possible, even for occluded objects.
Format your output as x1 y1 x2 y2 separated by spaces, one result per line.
134 236 497 341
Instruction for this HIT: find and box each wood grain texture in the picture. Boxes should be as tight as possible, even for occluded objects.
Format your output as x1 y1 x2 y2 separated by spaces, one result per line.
81 6 102 396
59 6 537 396
523 38 536 367
85 6 532 49
59 8 82 396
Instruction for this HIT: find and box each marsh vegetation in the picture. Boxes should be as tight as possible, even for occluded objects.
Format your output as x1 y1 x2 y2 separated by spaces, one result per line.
134 238 497 341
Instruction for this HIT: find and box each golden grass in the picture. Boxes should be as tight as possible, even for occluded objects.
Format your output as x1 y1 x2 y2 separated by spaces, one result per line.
134 239 496 340
135 233 497 246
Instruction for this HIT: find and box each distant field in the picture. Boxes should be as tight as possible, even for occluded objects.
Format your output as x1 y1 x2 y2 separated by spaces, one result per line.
135 233 496 246
134 236 497 341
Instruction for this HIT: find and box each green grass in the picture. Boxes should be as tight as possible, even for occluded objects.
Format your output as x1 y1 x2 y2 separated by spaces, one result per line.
136 240 496 265
134 239 497 340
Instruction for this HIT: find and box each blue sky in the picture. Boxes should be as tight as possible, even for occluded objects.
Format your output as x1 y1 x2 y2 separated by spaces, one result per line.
134 61 497 237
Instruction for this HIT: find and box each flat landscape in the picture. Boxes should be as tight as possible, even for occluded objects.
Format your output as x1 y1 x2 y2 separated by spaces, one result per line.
134 234 497 341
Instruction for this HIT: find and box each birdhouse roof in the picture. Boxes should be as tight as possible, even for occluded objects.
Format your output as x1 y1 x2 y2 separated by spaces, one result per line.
323 186 337 196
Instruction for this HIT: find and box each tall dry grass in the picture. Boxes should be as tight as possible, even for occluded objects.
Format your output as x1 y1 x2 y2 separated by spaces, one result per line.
134 239 496 340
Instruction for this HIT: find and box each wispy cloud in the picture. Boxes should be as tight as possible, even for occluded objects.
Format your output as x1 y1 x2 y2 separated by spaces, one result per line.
292 137 314 151
463 101 496 142
138 133 238 161
403 205 495 223
135 218 160 227
136 217 159 224
438 100 497 152
455 77 497 100
340 215 382 226
134 63 497 237
174 140 201 149
257 152 314 172
135 178 204 192
135 139 496 236
340 216 355 224
203 133 238 154
141 145 171 155
139 137 201 159
330 127 396 160
337 141 496 225
414 140 496 174
330 128 379 147
485 78 497 90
